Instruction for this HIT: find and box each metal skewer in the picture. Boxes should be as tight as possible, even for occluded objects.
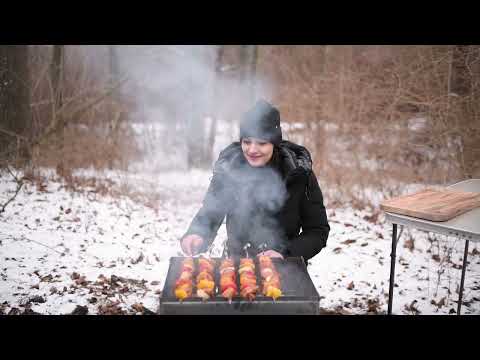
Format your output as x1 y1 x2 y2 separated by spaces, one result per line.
243 242 251 258
222 239 230 259
260 242 267 256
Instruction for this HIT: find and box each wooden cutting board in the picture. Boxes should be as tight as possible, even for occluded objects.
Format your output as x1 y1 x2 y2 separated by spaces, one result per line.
380 188 480 221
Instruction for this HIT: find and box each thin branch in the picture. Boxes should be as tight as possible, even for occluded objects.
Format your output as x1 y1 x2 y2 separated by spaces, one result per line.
30 83 108 108
6 165 21 182
0 166 24 214
34 76 128 148
32 61 51 95
21 235 64 255
0 127 28 141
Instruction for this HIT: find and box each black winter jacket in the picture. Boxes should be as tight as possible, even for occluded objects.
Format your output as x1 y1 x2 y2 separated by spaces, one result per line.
182 140 330 262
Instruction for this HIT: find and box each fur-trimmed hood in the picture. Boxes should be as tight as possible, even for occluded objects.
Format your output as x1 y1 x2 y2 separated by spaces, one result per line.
213 140 314 197
214 140 312 177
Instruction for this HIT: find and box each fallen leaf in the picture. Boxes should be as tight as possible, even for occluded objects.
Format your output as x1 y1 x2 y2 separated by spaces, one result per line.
367 298 380 313
132 303 144 313
8 307 21 315
437 297 446 308
363 212 379 224
22 308 41 315
40 274 53 282
70 305 88 315
71 272 80 280
97 301 126 315
404 238 415 252
341 239 356 245
405 300 420 315
29 295 45 304
75 276 88 286
131 252 144 265
347 281 355 290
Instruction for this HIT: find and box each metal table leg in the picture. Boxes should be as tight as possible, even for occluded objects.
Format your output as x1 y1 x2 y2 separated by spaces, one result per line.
457 240 470 315
388 224 398 315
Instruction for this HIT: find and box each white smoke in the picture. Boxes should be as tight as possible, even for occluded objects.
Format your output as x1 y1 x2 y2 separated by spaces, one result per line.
86 45 286 254
111 45 274 172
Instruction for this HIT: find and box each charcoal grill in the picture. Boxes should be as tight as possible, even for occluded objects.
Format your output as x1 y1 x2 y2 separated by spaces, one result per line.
158 256 320 315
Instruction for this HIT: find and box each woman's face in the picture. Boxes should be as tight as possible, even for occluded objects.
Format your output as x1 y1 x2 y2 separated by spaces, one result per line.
241 137 274 167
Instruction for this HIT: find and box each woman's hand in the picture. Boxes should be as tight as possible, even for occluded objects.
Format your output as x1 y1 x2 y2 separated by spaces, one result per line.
181 234 204 256
257 250 284 259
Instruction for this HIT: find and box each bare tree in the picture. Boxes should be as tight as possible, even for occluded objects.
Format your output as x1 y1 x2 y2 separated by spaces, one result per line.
109 45 120 87
50 45 65 109
239 45 258 107
245 45 258 106
0 45 31 165
50 45 66 176
204 45 225 165
186 75 206 169
185 46 214 170
450 45 472 96
107 45 123 169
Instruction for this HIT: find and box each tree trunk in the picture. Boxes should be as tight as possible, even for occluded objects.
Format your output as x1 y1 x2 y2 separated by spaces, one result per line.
450 45 471 96
317 45 327 76
50 45 66 176
51 45 65 110
0 45 31 164
204 45 225 166
246 45 258 106
108 45 121 169
186 74 205 170
315 46 328 171
109 45 120 87
239 45 258 107
185 46 213 170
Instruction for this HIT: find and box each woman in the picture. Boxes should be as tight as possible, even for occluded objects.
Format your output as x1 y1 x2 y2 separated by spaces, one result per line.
180 100 329 263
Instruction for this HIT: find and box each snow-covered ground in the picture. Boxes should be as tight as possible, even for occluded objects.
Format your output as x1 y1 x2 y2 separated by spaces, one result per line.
1 168 479 315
